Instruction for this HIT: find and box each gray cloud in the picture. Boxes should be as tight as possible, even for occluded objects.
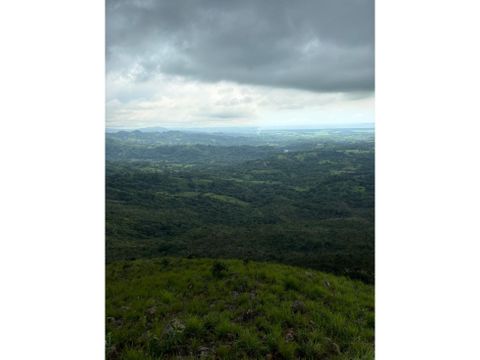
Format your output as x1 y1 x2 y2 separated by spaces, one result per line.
107 0 374 94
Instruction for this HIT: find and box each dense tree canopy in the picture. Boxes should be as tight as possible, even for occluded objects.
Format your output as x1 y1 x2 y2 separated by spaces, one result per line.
106 129 375 283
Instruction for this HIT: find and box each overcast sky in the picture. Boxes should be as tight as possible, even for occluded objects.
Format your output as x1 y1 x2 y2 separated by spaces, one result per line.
106 0 374 129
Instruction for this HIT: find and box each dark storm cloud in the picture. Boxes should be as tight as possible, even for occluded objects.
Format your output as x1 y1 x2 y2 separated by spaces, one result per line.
106 0 374 93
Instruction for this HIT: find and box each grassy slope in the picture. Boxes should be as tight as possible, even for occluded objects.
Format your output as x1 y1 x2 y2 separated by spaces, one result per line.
106 258 374 359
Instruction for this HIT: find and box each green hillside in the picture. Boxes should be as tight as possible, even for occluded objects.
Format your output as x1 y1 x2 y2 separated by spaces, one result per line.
106 258 374 359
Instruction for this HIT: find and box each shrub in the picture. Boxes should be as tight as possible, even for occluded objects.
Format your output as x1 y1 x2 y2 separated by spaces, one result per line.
211 261 228 278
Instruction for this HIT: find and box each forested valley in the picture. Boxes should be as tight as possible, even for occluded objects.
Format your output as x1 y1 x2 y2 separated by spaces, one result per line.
106 129 374 283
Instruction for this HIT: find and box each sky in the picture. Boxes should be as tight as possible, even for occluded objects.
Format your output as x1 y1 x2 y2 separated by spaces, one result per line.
106 0 374 129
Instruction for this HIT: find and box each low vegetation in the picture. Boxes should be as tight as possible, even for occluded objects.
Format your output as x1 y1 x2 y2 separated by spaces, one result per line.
106 258 374 359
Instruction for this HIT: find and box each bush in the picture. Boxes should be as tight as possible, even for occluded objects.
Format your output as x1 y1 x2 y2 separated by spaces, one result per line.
211 261 228 278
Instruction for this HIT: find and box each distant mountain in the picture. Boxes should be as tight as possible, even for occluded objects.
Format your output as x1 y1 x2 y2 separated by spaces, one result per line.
174 127 260 134
106 128 128 133
107 124 374 134
136 126 169 133
106 126 169 133
261 123 375 130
